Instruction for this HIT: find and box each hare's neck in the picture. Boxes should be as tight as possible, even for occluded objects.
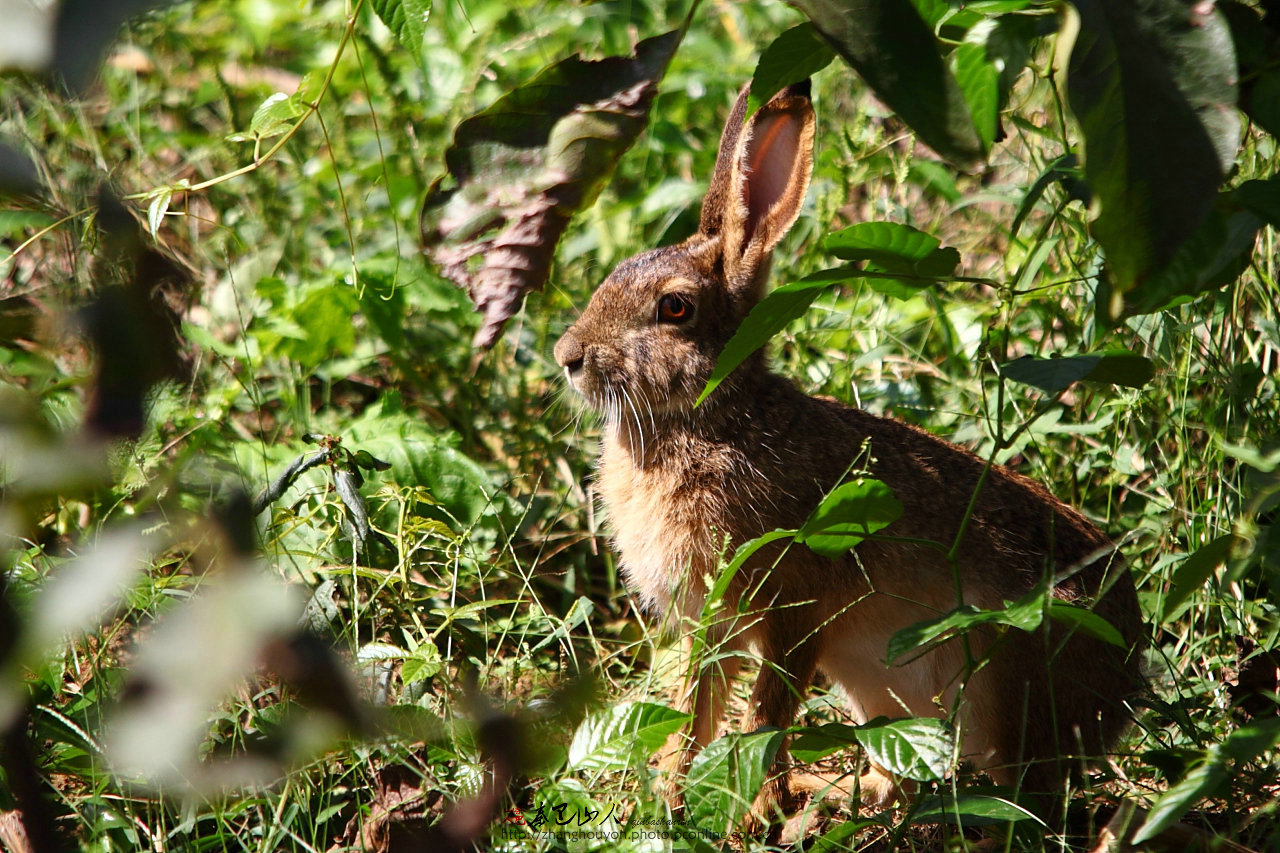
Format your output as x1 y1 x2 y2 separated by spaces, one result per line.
595 373 797 617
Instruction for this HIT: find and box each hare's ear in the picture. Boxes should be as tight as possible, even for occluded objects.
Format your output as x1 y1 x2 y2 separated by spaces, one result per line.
699 82 815 298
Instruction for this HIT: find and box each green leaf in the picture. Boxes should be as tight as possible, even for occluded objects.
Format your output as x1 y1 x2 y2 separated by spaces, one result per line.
146 186 172 236
825 222 960 299
530 595 595 653
400 643 443 685
1234 174 1280 229
695 268 849 405
1001 355 1099 393
1000 351 1154 393
825 222 960 276
790 722 862 763
1135 719 1280 842
567 701 689 772
1011 153 1083 236
352 449 392 472
855 717 954 782
0 209 54 238
1122 201 1262 317
796 478 903 557
811 821 866 851
1159 534 1236 623
1047 601 1126 647
1245 69 1280 137
421 30 682 348
248 91 307 139
952 42 999 150
346 396 512 533
791 0 987 165
708 529 798 608
686 729 786 829
749 23 836 114
1078 351 1157 388
887 584 1048 665
909 793 1042 826
370 0 431 53
1067 0 1239 298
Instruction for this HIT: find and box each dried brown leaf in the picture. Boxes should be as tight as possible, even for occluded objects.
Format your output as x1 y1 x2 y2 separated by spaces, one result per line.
421 31 681 349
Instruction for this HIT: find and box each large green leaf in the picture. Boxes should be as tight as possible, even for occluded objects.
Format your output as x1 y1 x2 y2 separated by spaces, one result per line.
1222 1 1280 136
1158 534 1237 623
909 793 1041 826
749 23 837 114
952 42 999 151
1000 351 1155 393
695 267 852 406
855 717 954 782
686 729 786 830
824 222 960 299
789 722 862 763
1116 174 1280 317
421 30 681 348
1066 0 1239 304
1046 601 1126 648
796 478 903 557
567 701 689 771
790 0 987 165
886 585 1049 665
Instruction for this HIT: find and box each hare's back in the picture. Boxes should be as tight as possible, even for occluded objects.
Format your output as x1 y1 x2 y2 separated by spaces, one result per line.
804 398 1127 599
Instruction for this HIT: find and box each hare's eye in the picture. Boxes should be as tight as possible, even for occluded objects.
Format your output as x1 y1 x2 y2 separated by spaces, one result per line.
656 293 694 324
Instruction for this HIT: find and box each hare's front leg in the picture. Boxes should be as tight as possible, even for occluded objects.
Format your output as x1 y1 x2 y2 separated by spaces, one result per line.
658 635 742 810
743 632 820 833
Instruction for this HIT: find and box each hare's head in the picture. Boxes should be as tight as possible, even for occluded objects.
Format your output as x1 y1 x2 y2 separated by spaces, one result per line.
554 82 815 421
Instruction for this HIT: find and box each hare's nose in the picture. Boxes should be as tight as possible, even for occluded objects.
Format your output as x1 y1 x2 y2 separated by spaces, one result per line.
554 335 585 375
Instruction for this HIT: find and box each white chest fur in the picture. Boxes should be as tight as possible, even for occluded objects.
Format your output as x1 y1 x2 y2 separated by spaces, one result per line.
596 434 717 621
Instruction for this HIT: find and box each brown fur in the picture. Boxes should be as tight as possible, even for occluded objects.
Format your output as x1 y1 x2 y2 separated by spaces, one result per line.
554 83 1144 824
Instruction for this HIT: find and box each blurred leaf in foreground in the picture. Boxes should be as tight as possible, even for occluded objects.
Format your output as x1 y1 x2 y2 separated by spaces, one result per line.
790 0 986 165
1066 0 1239 305
82 186 188 440
421 30 681 349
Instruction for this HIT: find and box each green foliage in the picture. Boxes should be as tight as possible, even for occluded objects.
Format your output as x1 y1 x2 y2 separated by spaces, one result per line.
792 0 988 164
748 23 836 114
796 477 903 556
1001 351 1155 393
567 701 689 772
1067 0 1239 303
371 0 432 53
685 729 786 830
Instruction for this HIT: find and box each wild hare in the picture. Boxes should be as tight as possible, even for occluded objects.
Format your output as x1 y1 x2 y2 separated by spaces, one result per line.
554 81 1145 825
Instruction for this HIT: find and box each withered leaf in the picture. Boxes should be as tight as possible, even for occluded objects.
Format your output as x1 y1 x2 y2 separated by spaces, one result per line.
421 30 682 349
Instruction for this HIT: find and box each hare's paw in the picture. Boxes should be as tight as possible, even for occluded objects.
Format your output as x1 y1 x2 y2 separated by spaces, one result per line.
742 773 796 839
858 764 903 808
